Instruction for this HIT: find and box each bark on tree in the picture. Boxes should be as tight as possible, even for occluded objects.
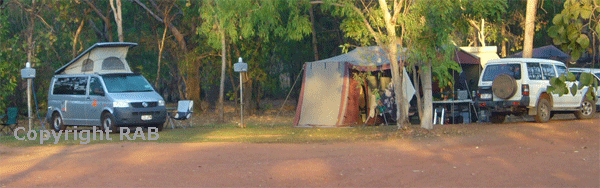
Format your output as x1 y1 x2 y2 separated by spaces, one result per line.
523 0 538 58
72 19 85 59
155 20 168 88
132 0 187 52
309 4 319 61
84 0 113 42
218 29 227 122
109 0 123 42
420 63 433 129
378 0 407 128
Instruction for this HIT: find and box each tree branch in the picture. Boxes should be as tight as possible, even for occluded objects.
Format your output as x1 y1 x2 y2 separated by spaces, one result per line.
83 0 108 22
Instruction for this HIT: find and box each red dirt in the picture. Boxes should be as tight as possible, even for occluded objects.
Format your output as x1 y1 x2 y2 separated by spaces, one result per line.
1 116 599 187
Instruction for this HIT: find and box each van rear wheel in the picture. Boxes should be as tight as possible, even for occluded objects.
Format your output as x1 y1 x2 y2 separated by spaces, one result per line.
101 113 117 132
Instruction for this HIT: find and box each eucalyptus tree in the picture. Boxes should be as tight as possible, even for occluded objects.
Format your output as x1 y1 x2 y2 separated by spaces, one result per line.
198 0 311 122
318 0 413 128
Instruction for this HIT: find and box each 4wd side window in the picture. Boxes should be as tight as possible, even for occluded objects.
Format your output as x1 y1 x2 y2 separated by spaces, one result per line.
541 64 556 80
527 63 542 80
556 65 567 77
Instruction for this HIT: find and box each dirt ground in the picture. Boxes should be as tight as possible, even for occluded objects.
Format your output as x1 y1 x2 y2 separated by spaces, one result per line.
1 112 598 187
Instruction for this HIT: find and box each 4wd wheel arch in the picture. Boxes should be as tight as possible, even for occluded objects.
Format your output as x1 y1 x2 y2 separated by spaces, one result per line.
537 92 553 108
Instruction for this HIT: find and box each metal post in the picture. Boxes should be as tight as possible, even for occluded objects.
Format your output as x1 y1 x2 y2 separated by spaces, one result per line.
240 72 243 127
27 78 32 131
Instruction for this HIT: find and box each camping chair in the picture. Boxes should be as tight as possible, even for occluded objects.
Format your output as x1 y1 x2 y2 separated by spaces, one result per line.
0 107 18 135
167 100 194 129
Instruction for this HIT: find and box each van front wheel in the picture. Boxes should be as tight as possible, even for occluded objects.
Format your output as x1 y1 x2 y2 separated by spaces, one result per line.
52 113 66 132
101 113 117 132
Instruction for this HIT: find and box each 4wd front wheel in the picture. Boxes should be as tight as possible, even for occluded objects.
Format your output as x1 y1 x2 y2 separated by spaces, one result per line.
574 98 596 119
534 98 551 123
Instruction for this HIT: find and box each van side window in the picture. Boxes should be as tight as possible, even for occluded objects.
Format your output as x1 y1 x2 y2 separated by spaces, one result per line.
527 63 542 80
89 77 104 96
53 77 88 95
72 77 88 95
541 64 556 80
53 78 74 95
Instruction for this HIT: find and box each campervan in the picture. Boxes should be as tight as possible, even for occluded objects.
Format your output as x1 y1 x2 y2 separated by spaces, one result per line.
46 42 167 132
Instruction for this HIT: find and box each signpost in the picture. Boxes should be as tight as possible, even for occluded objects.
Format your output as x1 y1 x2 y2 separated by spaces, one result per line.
20 62 36 132
233 57 247 128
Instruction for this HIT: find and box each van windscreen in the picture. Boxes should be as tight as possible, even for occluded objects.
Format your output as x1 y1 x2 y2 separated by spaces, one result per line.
102 74 154 93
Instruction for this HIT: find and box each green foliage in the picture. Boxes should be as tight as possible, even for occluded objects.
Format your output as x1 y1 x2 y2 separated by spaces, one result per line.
405 0 462 89
548 0 599 60
549 72 598 101
0 13 21 110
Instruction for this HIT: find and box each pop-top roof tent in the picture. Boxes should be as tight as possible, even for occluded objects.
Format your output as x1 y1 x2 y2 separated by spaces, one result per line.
54 42 138 75
294 46 415 127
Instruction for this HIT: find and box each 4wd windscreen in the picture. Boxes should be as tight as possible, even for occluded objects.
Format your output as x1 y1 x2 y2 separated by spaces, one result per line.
481 63 521 81
102 74 154 93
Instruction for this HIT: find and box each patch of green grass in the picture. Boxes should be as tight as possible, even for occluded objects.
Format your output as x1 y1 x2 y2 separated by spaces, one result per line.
0 123 460 147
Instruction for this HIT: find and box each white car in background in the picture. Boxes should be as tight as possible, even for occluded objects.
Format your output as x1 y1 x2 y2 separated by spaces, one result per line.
568 68 600 112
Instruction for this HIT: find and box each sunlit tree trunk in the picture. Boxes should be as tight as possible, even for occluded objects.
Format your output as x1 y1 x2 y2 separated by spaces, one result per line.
72 19 85 59
218 29 226 122
420 63 433 129
155 21 168 88
523 0 538 58
109 0 123 42
378 0 407 128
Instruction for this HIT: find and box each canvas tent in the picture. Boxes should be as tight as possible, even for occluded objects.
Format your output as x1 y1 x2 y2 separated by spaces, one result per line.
294 46 415 127
55 42 137 75
508 45 571 63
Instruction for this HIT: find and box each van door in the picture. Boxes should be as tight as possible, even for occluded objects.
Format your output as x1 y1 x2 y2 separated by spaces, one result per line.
86 76 108 126
70 76 89 125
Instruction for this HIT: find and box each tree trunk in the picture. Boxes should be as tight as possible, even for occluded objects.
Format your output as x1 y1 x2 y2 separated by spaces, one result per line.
523 0 538 58
412 65 423 122
218 29 227 122
155 22 168 88
420 63 433 129
378 0 406 128
501 25 507 57
72 19 85 59
109 0 123 42
309 4 319 61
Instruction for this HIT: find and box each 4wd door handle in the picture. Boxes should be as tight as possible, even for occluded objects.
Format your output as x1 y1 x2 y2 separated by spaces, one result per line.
87 97 91 100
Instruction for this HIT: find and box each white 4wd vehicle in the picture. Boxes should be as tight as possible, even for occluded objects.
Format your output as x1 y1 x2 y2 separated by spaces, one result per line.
477 58 597 123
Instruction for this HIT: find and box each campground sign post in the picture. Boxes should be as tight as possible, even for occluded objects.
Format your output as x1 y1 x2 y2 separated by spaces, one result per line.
234 57 248 127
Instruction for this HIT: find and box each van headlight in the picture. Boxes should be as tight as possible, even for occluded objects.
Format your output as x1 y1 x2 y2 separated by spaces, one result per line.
113 101 130 108
158 100 165 106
